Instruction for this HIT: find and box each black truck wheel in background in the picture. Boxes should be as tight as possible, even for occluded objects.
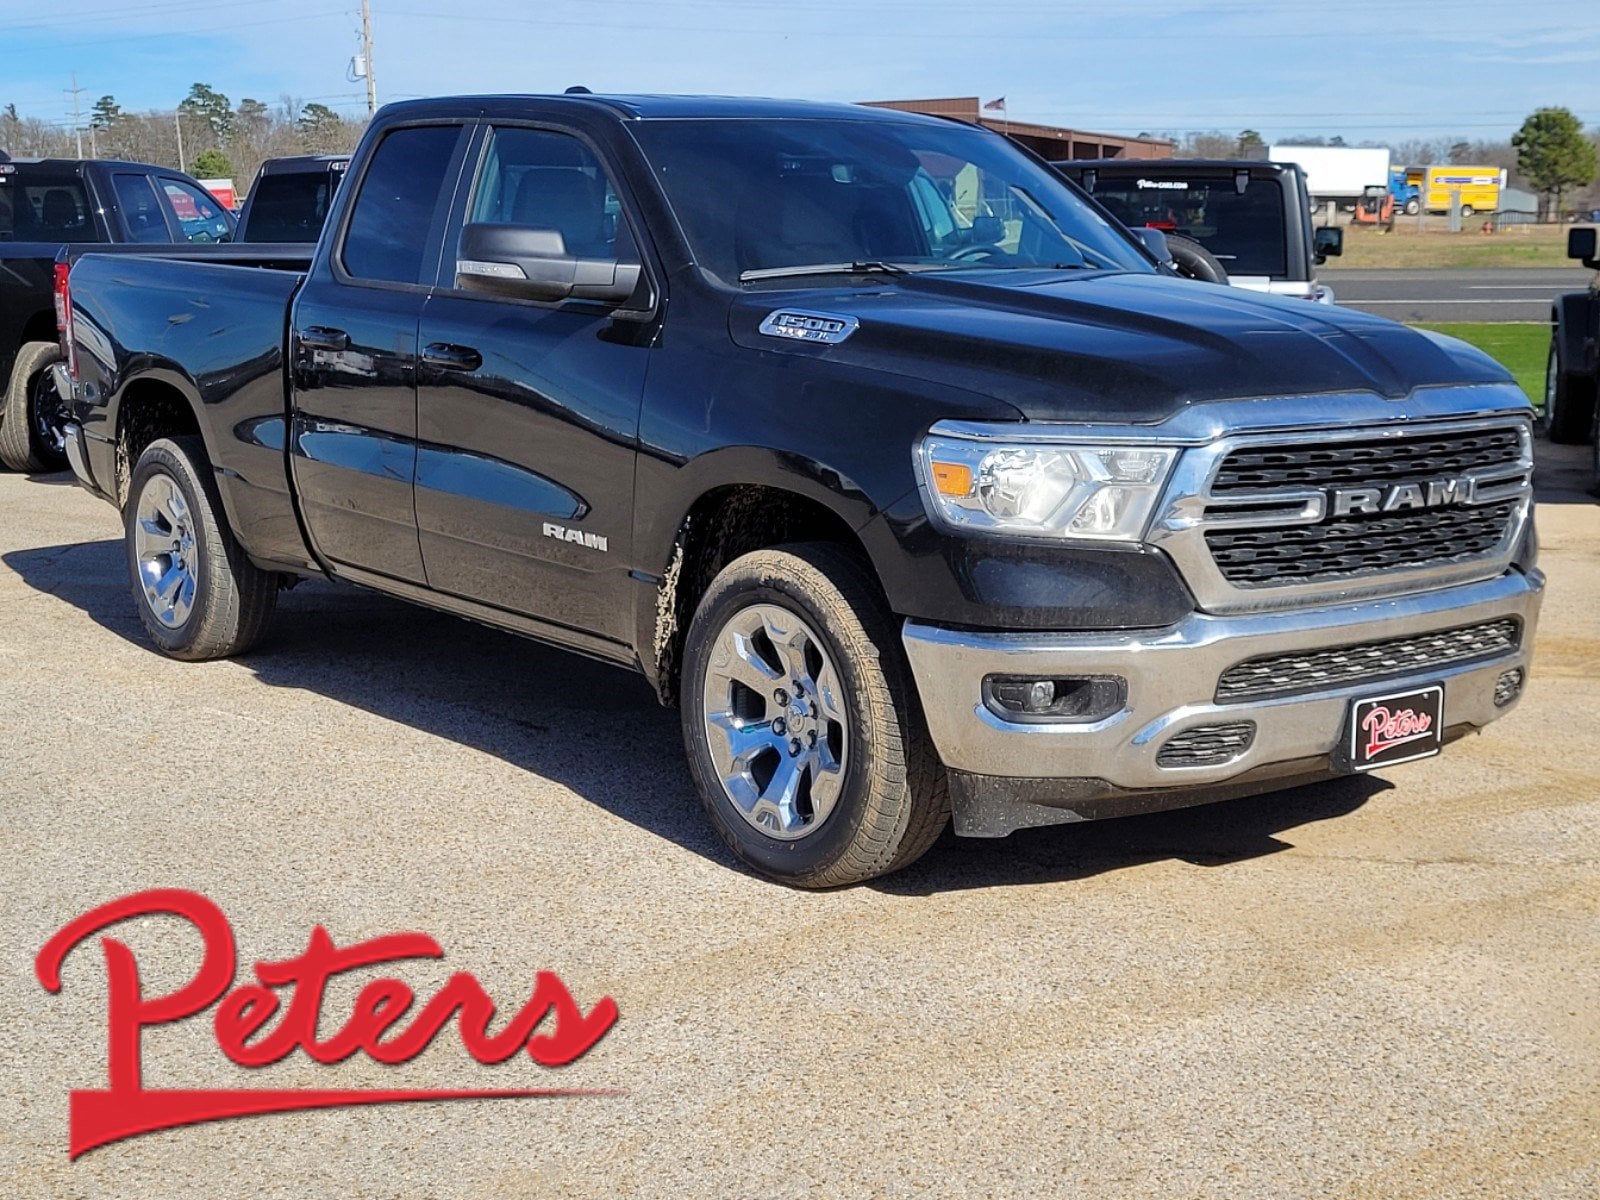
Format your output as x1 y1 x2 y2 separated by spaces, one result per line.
681 543 950 888
0 342 71 472
124 436 278 660
1542 332 1598 445
1163 234 1230 285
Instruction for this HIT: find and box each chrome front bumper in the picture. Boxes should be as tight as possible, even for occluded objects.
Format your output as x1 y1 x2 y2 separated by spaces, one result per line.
902 569 1542 795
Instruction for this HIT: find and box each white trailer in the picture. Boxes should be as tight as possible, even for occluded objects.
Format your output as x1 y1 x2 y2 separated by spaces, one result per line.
1268 146 1391 210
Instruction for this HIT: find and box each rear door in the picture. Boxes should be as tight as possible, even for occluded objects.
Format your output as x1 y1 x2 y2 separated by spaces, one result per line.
412 122 653 642
288 121 471 584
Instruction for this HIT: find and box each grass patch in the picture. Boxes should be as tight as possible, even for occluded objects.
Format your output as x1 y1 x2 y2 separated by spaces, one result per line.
1412 321 1548 405
1325 224 1576 270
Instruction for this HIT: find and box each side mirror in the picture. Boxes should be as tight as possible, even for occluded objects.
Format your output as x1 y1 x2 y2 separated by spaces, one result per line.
456 223 641 304
1314 226 1343 263
1568 226 1598 268
1131 226 1173 263
968 215 1004 245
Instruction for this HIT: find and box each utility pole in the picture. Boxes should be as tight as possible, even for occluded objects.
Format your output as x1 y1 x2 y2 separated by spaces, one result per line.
361 0 377 115
66 72 86 157
174 112 186 172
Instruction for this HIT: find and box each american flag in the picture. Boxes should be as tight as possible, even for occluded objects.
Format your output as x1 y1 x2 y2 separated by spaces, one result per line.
983 97 1007 111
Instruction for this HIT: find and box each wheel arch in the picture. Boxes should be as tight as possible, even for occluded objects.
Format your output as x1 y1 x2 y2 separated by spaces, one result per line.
644 473 888 706
110 370 214 505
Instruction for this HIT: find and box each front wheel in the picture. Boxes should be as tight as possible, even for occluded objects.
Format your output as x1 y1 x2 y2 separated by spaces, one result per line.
1403 198 1420 216
1461 204 1475 218
0 341 70 472
125 436 278 660
1542 333 1598 444
681 543 948 888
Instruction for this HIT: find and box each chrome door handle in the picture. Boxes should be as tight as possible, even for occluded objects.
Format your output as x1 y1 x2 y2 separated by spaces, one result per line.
300 326 349 352
422 342 483 372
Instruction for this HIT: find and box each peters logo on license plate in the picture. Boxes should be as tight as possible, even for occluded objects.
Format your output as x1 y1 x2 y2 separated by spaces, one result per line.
1348 684 1444 771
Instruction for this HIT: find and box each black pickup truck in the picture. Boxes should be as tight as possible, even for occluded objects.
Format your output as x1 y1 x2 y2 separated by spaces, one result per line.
56 95 1542 887
0 155 236 470
235 154 349 243
1543 225 1598 481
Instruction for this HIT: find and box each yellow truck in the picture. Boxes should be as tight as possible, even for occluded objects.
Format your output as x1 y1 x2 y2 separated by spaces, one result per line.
1421 165 1504 216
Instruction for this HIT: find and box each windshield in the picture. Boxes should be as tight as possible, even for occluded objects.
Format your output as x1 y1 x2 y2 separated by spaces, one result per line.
1085 175 1288 277
630 118 1154 284
0 166 99 242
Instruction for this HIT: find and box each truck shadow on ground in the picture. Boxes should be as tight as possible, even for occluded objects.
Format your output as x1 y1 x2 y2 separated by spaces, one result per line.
7 535 1387 893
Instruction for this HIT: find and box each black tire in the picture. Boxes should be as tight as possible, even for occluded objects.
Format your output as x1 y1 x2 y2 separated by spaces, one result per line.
1164 234 1229 285
0 341 69 472
1403 198 1421 217
680 542 949 888
1542 332 1598 445
124 436 277 660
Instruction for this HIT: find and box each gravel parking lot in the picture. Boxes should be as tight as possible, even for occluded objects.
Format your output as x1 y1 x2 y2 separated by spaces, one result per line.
2 450 1597 1199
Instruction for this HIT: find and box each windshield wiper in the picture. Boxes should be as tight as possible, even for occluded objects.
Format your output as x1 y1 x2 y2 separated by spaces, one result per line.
739 261 913 282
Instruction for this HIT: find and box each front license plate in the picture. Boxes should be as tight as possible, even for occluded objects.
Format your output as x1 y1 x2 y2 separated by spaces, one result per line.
1347 684 1444 772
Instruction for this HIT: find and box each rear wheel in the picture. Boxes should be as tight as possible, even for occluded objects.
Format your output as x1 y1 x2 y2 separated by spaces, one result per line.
125 436 277 660
681 543 948 888
0 341 69 472
1542 332 1597 444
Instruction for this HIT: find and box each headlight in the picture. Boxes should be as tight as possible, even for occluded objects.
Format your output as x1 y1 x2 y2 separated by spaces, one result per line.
918 432 1178 541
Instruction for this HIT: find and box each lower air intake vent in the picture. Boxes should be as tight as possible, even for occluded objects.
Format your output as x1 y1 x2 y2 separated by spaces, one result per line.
1157 722 1256 768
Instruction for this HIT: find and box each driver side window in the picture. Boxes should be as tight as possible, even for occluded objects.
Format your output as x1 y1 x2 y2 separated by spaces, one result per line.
467 127 633 261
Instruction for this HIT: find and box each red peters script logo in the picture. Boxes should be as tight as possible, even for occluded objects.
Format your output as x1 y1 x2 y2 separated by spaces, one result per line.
35 889 620 1158
1361 704 1434 759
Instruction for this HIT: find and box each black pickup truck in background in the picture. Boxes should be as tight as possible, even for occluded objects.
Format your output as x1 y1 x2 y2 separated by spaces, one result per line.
0 155 236 470
235 155 349 243
55 95 1543 887
1543 225 1599 481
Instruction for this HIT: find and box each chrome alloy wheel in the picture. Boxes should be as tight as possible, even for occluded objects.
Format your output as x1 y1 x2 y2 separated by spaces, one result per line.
700 603 849 840
133 472 199 629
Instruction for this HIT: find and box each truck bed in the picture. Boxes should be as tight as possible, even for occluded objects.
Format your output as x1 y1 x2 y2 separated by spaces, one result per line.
68 250 316 570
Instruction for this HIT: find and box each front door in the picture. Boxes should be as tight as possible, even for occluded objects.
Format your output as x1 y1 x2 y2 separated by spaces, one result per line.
289 122 468 584
414 124 651 643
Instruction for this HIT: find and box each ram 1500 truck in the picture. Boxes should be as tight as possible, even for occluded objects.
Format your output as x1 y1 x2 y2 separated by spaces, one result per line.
0 155 238 470
55 95 1543 887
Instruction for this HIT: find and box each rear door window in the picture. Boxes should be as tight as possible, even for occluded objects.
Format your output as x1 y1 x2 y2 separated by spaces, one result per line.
0 167 98 242
158 178 234 243
341 124 465 285
112 174 174 243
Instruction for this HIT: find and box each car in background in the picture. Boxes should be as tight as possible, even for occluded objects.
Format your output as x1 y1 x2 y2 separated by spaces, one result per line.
235 155 349 243
1054 158 1342 303
0 155 237 470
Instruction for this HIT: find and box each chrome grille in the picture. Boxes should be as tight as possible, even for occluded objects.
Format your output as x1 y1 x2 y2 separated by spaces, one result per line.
1187 420 1532 599
1215 618 1521 702
1156 722 1255 767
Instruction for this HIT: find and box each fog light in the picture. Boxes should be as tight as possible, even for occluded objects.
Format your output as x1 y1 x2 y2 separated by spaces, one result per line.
982 675 1126 725
1493 668 1525 708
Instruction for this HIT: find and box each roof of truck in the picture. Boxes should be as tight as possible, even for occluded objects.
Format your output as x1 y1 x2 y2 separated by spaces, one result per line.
1053 158 1300 174
382 94 956 125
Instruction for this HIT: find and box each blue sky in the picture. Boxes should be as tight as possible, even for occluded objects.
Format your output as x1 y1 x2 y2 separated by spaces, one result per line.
3 0 1597 145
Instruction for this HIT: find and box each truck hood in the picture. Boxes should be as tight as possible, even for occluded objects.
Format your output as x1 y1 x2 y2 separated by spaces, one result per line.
728 270 1512 423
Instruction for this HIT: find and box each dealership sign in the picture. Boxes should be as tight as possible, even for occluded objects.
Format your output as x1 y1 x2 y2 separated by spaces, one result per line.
35 889 620 1157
